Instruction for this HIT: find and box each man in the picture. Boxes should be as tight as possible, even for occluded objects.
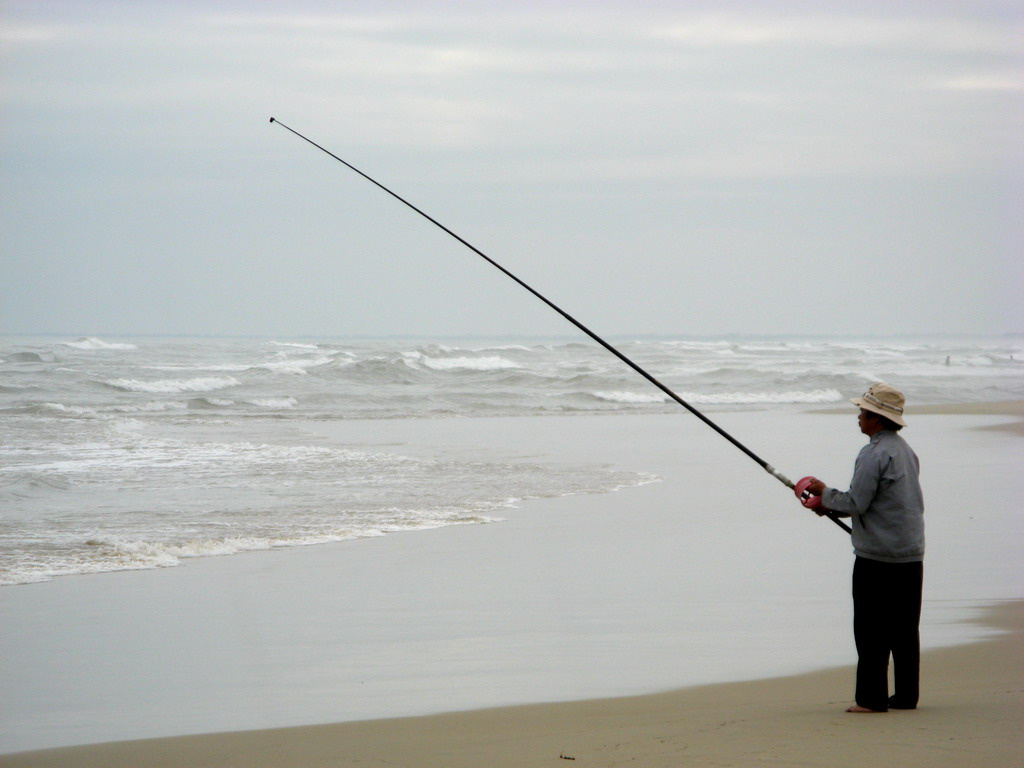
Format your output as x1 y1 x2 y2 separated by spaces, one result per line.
803 382 924 713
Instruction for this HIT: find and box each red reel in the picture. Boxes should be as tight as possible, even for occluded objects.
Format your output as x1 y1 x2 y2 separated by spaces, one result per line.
794 476 822 510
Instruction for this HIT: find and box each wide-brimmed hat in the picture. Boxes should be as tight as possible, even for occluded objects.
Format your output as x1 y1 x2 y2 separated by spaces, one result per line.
851 382 907 427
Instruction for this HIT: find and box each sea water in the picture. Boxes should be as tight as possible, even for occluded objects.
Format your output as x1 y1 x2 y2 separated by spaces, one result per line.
1 334 1021 587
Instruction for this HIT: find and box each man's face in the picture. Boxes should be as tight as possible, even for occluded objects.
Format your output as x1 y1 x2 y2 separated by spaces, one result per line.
858 408 881 435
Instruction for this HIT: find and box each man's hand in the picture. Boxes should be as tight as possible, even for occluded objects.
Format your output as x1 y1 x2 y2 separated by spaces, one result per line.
802 478 829 516
804 478 827 496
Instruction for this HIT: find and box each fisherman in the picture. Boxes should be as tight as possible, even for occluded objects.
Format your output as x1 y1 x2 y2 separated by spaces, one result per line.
802 382 924 713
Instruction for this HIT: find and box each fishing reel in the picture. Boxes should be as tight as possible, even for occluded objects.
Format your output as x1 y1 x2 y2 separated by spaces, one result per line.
794 476 823 510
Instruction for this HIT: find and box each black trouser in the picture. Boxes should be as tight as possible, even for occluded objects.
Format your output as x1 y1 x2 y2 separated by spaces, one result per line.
852 556 923 711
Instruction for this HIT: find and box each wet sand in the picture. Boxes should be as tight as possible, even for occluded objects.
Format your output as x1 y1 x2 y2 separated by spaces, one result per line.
4 600 1021 768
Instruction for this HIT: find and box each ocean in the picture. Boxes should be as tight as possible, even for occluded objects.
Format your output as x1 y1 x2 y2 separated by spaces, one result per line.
2 334 1021 588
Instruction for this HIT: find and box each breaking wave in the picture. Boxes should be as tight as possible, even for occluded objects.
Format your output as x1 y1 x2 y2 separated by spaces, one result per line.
61 337 138 351
590 389 843 405
419 355 522 372
104 376 240 393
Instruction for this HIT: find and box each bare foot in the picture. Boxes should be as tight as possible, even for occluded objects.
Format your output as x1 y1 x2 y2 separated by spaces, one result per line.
846 705 885 713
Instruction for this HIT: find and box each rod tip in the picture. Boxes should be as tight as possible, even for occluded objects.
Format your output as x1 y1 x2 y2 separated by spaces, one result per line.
269 117 275 123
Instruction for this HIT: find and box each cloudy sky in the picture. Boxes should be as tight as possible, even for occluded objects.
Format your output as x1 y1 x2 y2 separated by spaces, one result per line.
1 1 1021 339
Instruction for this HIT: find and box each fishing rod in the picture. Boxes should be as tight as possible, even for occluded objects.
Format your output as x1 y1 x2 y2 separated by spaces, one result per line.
268 117 851 535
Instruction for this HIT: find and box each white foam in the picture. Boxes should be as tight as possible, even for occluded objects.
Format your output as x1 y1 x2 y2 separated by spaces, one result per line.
61 337 137 351
593 390 668 404
270 341 320 350
244 397 299 409
472 344 534 353
660 340 733 350
421 356 521 371
591 389 843 405
682 389 844 405
106 401 188 413
41 402 99 417
105 376 240 393
0 518 511 585
256 356 333 375
41 401 186 419
148 363 251 372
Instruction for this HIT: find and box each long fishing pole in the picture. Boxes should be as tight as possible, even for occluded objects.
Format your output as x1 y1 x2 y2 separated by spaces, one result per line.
268 117 852 535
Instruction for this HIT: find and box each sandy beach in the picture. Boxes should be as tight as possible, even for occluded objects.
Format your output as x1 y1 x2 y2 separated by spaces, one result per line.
2 402 1021 764
4 599 1020 768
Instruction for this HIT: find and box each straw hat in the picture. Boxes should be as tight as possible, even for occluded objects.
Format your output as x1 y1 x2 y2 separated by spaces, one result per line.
852 382 907 427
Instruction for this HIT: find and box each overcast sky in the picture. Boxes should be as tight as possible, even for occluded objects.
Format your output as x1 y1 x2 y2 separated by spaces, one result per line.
1 1 1021 339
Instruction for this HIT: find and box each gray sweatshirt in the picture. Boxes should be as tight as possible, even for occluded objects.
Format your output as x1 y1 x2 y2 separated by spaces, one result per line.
822 430 925 563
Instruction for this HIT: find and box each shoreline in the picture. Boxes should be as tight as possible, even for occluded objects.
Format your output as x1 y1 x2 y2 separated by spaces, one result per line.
5 599 1021 767
1 404 1020 755
809 399 1024 434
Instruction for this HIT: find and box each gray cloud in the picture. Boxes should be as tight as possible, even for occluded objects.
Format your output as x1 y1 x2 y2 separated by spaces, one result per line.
2 1 1020 338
